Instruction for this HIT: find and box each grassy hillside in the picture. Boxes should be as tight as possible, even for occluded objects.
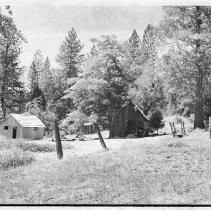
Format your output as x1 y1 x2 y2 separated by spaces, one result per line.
0 130 211 204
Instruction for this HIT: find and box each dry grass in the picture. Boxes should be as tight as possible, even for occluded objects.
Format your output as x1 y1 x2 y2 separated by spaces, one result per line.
16 140 55 153
0 137 57 170
0 131 211 204
0 137 35 170
0 148 34 170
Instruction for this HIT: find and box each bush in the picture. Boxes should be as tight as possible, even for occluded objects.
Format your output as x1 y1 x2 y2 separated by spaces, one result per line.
149 110 165 134
16 141 55 153
0 148 34 170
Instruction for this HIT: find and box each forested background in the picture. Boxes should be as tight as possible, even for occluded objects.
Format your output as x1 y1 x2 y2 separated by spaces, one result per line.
1 6 211 135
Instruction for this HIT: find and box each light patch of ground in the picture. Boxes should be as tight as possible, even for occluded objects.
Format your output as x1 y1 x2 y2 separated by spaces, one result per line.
35 132 172 161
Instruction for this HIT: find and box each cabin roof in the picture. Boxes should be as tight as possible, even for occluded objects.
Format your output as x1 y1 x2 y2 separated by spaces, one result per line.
9 113 46 128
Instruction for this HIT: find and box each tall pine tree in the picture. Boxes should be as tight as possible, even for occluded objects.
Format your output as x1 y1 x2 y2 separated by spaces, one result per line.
141 24 157 66
128 29 141 62
56 27 84 78
0 6 26 118
27 49 43 91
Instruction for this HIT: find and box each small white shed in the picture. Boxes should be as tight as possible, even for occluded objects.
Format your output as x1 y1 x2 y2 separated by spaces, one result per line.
0 113 46 140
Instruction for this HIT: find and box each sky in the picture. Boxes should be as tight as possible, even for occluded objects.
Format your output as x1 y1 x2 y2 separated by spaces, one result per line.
2 0 209 69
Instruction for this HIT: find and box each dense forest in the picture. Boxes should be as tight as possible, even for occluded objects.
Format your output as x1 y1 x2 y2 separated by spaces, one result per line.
0 6 211 137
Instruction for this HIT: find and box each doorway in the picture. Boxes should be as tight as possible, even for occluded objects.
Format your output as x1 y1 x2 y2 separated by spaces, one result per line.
12 127 17 139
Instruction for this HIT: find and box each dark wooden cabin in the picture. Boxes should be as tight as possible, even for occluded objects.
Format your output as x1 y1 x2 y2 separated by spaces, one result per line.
110 103 149 137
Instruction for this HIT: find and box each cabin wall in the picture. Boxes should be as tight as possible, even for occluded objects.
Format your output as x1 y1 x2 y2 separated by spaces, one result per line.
23 127 44 140
111 104 149 137
0 116 22 139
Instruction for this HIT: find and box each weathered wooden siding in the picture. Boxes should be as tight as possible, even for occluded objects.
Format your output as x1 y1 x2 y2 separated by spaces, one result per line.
111 103 149 137
0 116 23 139
23 127 44 140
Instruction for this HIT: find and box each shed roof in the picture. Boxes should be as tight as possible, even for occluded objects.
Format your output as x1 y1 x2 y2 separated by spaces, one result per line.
10 113 46 128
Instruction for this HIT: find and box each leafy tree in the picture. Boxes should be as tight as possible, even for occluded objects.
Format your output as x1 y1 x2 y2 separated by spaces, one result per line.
64 78 108 150
160 49 195 116
149 109 165 134
129 62 166 115
0 6 26 118
129 24 166 115
64 35 130 145
26 91 55 134
159 6 211 128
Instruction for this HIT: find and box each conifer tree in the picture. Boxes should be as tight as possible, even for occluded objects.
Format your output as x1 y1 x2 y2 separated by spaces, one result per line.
140 24 157 66
128 29 141 62
56 27 84 78
0 6 26 118
39 56 52 92
27 49 43 91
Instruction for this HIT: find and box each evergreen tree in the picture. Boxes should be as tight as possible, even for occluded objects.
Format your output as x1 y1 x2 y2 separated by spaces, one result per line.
27 49 43 91
149 109 165 134
0 6 26 118
141 24 157 66
128 29 141 62
39 56 52 92
56 27 84 78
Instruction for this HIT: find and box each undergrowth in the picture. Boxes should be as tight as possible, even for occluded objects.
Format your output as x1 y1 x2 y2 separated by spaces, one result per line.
0 136 55 170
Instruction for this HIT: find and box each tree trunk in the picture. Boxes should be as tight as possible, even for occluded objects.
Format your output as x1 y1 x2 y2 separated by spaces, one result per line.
108 117 115 139
209 117 211 139
54 119 63 159
1 44 9 119
94 123 108 150
194 70 204 128
194 6 204 128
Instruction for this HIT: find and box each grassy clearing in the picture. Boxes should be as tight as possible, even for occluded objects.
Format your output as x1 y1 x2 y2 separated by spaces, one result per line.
0 130 211 204
0 137 35 170
0 136 57 170
0 148 34 170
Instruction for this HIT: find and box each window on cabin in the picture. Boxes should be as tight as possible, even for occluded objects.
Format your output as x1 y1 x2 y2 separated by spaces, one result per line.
34 127 37 131
4 126 8 130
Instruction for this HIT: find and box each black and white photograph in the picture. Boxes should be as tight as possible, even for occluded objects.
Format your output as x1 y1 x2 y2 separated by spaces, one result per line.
0 0 211 205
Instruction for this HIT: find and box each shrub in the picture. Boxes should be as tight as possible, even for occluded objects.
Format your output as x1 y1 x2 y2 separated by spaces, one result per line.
16 140 55 153
0 148 34 170
149 110 165 134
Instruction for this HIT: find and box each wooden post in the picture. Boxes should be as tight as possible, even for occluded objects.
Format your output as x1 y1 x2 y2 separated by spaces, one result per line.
54 119 63 160
94 123 108 150
209 117 211 139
